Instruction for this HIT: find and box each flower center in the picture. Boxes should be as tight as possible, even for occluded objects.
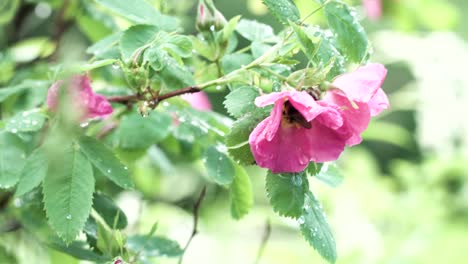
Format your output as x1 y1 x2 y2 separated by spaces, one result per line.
281 100 312 129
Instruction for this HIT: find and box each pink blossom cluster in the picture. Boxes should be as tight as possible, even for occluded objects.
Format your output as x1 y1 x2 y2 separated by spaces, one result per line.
249 64 389 173
47 75 113 120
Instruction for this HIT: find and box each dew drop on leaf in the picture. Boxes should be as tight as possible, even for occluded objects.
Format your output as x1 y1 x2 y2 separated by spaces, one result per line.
66 214 72 220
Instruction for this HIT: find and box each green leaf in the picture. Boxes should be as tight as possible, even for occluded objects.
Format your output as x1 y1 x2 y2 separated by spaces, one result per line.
15 148 47 197
43 147 95 244
236 19 277 42
223 86 260 118
291 23 317 63
314 163 343 187
230 165 253 219
300 191 337 263
126 235 183 258
93 192 128 229
120 25 159 61
324 1 370 63
0 80 49 102
225 109 269 165
5 109 46 133
306 28 345 79
86 32 122 59
48 240 110 262
251 41 272 59
266 171 308 218
95 0 178 31
0 132 26 188
114 111 172 150
262 0 300 24
0 0 19 26
306 162 323 176
164 35 193 58
203 146 235 185
9 37 56 63
158 51 195 89
78 136 133 189
221 53 253 74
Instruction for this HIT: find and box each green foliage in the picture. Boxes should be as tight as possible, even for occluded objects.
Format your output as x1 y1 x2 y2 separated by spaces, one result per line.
225 109 269 165
262 0 301 24
114 111 172 150
223 86 260 118
0 131 26 188
95 0 178 31
0 80 49 102
0 0 19 26
126 235 183 258
43 147 95 244
203 145 235 185
5 109 46 133
78 136 134 189
92 192 128 229
300 192 337 263
236 19 277 42
230 165 253 219
314 163 343 187
266 171 309 218
324 1 370 63
48 240 110 262
120 25 160 61
15 148 48 197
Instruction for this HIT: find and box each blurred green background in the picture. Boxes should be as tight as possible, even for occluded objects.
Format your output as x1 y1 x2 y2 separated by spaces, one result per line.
1 0 468 263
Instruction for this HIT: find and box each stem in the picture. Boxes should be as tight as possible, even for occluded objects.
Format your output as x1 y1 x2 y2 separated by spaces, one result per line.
253 219 272 264
178 186 207 264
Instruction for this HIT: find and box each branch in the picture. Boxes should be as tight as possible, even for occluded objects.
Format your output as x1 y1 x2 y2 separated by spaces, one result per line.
178 186 207 264
107 86 201 107
253 219 272 264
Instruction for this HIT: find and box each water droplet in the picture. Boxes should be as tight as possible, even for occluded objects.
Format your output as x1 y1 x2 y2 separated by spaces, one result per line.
298 216 305 225
162 102 169 107
13 198 23 207
11 128 18 133
209 25 215 31
107 169 112 173
292 175 303 186
218 156 223 161
112 63 120 69
22 112 29 117
80 122 89 128
124 166 128 170
66 214 72 220
215 85 222 90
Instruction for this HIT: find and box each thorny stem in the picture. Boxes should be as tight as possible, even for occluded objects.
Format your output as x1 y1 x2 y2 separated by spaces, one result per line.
178 186 207 264
106 2 330 107
253 219 272 264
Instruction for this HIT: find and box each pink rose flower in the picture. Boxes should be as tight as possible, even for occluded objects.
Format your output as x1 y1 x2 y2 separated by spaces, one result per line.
181 91 212 111
249 91 346 173
323 63 389 146
47 75 113 120
363 0 382 20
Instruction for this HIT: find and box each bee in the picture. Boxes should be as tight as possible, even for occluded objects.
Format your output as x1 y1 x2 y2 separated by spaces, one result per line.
282 100 312 129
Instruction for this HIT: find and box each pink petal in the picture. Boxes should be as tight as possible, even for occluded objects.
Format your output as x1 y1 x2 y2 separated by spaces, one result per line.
46 75 113 120
255 91 324 121
249 118 345 173
323 91 371 146
368 88 389 116
181 91 212 111
46 80 63 111
363 0 382 20
332 63 387 103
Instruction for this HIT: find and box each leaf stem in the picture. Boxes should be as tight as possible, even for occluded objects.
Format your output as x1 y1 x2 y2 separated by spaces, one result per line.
253 219 272 264
178 186 207 264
